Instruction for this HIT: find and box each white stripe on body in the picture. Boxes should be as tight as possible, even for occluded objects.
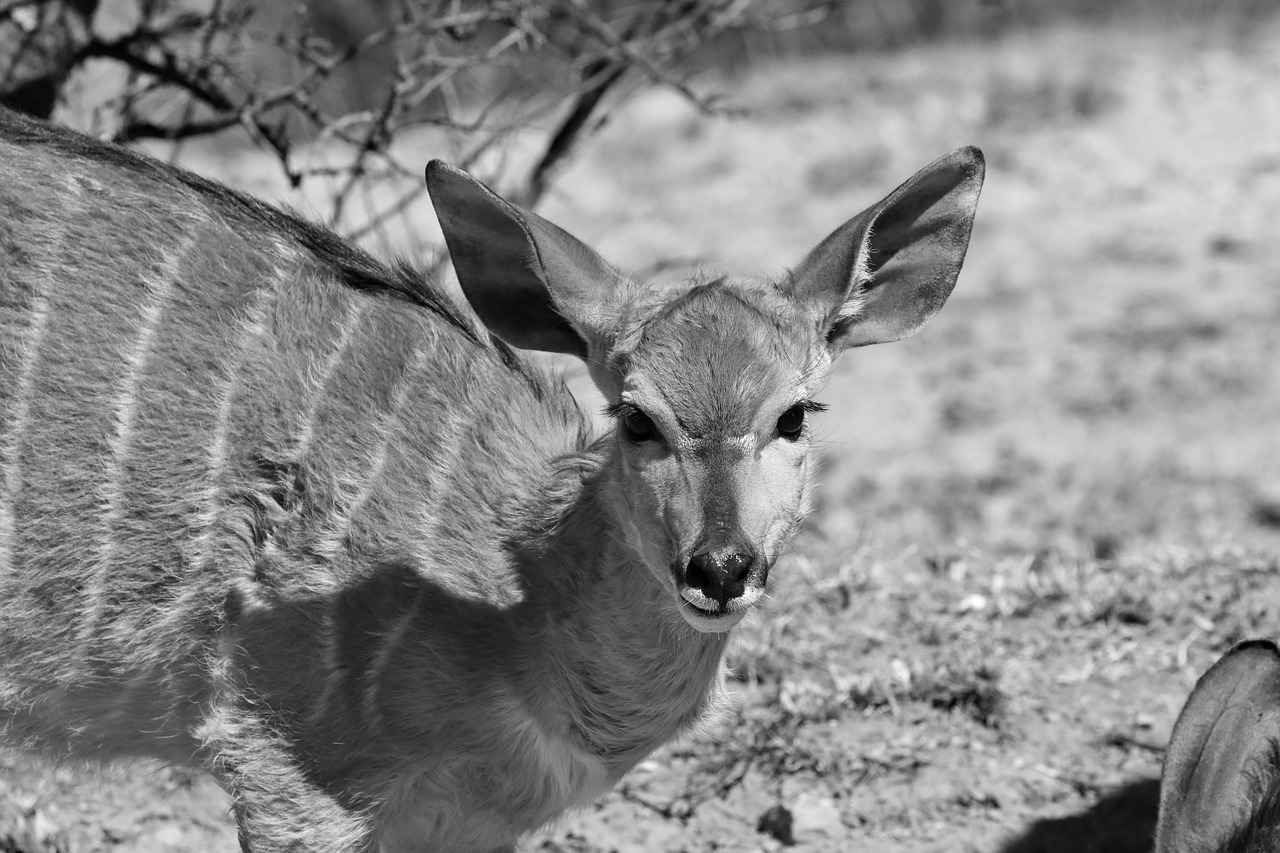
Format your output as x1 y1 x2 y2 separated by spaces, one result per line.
76 237 192 662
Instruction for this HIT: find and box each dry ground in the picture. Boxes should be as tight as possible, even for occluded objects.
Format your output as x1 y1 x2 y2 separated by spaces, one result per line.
5 18 1280 853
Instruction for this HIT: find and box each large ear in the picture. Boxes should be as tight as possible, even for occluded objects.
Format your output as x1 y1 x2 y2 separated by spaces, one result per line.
425 161 623 358
786 146 985 350
1155 639 1280 853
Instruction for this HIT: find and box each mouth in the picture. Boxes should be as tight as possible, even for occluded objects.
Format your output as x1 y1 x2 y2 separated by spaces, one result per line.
674 585 761 633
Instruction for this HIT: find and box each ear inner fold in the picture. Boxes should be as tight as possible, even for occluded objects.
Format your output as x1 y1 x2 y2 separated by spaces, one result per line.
1155 639 1280 853
788 146 986 351
426 160 620 358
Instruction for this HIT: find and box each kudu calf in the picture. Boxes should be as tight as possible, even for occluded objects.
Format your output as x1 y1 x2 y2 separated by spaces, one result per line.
0 106 984 851
1157 639 1280 853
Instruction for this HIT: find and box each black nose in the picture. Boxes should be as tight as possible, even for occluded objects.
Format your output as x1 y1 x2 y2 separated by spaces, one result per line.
684 547 755 607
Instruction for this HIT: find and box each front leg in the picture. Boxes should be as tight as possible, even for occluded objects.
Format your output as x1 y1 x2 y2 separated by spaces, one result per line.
201 704 375 853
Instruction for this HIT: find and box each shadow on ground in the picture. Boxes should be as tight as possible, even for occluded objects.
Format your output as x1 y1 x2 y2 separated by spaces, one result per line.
998 779 1159 853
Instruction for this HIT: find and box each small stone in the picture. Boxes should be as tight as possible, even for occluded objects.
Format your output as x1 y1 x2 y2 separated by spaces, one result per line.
757 804 795 846
790 791 845 840
151 823 187 846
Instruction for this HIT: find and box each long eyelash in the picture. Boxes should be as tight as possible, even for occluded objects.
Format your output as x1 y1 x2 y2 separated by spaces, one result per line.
606 400 823 420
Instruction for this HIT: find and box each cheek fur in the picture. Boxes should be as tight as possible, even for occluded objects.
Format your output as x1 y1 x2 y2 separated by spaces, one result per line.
615 458 682 575
617 441 813 572
735 444 814 557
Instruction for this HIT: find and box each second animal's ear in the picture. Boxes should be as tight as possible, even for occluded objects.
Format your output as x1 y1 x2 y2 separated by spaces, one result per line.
786 146 985 351
1155 638 1280 853
426 161 624 359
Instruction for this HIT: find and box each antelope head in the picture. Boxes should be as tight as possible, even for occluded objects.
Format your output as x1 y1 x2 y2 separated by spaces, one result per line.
427 148 985 632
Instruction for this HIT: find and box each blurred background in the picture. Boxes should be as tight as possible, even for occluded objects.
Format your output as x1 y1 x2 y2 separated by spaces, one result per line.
3 1 1280 850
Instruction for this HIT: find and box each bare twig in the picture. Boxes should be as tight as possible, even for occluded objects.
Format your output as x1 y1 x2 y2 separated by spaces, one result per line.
5 0 838 258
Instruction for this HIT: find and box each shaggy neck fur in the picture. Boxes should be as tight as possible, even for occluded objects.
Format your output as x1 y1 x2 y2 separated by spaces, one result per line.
511 445 730 776
363 445 733 851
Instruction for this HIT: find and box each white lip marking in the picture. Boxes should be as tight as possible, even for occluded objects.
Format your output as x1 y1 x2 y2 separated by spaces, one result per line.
679 586 764 613
676 598 749 633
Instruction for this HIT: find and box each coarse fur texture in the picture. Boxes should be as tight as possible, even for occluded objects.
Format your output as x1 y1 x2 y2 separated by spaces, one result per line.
1221 743 1280 853
0 106 984 851
1157 639 1280 853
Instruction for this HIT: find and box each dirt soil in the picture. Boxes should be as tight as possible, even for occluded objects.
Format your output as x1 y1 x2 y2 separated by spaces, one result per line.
5 18 1280 853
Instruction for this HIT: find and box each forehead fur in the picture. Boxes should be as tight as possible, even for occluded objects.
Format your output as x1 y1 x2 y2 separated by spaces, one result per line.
611 276 822 436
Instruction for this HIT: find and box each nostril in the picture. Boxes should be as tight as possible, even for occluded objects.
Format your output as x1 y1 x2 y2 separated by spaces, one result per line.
685 555 713 594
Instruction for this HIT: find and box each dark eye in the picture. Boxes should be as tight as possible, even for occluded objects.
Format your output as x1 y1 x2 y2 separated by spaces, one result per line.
777 403 807 440
621 407 658 443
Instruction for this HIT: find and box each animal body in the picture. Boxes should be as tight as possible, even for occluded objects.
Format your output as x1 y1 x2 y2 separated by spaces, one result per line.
0 105 984 851
1157 639 1280 853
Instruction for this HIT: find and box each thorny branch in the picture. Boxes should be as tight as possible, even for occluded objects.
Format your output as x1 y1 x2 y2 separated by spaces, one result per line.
1 0 844 259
